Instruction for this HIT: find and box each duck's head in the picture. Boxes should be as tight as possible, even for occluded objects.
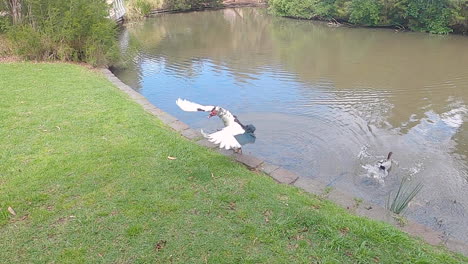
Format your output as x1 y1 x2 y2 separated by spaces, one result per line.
208 106 220 118
387 152 393 160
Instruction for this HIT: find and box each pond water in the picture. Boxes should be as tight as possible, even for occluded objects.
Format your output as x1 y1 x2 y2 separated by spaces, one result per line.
112 8 468 243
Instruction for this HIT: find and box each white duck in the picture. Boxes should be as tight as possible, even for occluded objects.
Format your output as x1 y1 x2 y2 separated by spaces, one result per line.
377 152 393 175
176 98 256 153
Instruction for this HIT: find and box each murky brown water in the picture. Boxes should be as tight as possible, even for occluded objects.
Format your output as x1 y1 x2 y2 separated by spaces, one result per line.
112 8 468 243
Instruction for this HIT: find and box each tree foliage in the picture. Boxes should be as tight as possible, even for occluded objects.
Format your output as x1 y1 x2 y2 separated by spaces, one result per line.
0 0 119 65
163 0 222 10
349 0 382 26
268 0 468 34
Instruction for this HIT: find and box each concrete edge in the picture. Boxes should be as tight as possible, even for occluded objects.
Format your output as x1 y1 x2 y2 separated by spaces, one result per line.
100 68 468 257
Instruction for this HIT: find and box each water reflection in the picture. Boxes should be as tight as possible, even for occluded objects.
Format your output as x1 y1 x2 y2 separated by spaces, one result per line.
112 8 468 243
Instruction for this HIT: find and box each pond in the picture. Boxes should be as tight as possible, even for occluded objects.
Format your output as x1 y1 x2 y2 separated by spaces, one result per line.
112 8 468 243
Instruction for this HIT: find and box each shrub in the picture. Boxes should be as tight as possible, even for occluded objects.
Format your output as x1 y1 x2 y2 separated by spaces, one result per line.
0 34 9 56
126 0 161 19
136 0 153 15
406 0 453 33
6 25 47 59
2 0 119 65
314 0 340 18
268 0 465 34
449 0 468 34
0 15 10 33
163 0 222 10
268 0 323 19
349 0 382 26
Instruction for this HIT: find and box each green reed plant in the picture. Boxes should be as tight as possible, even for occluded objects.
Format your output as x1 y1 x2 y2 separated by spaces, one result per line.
387 177 423 214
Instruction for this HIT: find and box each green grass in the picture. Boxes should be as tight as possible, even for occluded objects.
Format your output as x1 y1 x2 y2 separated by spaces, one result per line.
0 62 466 263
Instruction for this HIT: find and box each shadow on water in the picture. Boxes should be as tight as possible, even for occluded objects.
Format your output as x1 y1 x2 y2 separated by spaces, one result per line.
112 8 468 242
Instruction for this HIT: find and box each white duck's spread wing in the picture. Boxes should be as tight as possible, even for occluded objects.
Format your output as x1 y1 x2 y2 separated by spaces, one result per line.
176 98 214 112
203 123 245 150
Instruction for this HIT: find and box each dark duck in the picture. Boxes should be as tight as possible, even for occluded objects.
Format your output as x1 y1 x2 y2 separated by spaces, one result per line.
377 152 393 175
176 98 256 153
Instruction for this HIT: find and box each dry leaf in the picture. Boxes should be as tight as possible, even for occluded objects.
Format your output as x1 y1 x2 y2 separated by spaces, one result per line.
340 227 350 235
155 240 167 251
167 156 177 160
7 206 16 216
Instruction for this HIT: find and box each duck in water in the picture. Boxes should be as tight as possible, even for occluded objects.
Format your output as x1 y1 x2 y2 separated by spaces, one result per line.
176 98 256 153
377 152 393 175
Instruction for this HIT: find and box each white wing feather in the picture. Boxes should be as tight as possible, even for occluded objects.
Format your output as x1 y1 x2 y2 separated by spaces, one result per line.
203 123 245 150
176 98 214 112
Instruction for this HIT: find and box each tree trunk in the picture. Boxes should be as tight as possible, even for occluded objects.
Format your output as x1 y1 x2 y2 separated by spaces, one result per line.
9 0 21 25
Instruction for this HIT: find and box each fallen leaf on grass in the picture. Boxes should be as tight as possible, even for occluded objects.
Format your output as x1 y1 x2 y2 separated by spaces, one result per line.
263 210 272 216
228 202 236 210
249 167 260 173
287 243 299 250
167 156 177 160
154 240 167 251
311 204 321 210
263 210 271 223
55 217 67 224
340 227 350 235
211 173 220 180
7 207 16 216
252 237 258 245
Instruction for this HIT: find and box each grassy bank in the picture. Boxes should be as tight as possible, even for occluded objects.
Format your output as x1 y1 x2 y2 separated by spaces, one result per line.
0 63 466 263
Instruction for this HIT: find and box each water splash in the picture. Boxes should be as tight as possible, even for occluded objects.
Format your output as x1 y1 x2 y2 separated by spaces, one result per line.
362 163 388 185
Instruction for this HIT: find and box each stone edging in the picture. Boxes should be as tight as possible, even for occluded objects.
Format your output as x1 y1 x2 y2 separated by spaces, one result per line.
100 68 468 256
